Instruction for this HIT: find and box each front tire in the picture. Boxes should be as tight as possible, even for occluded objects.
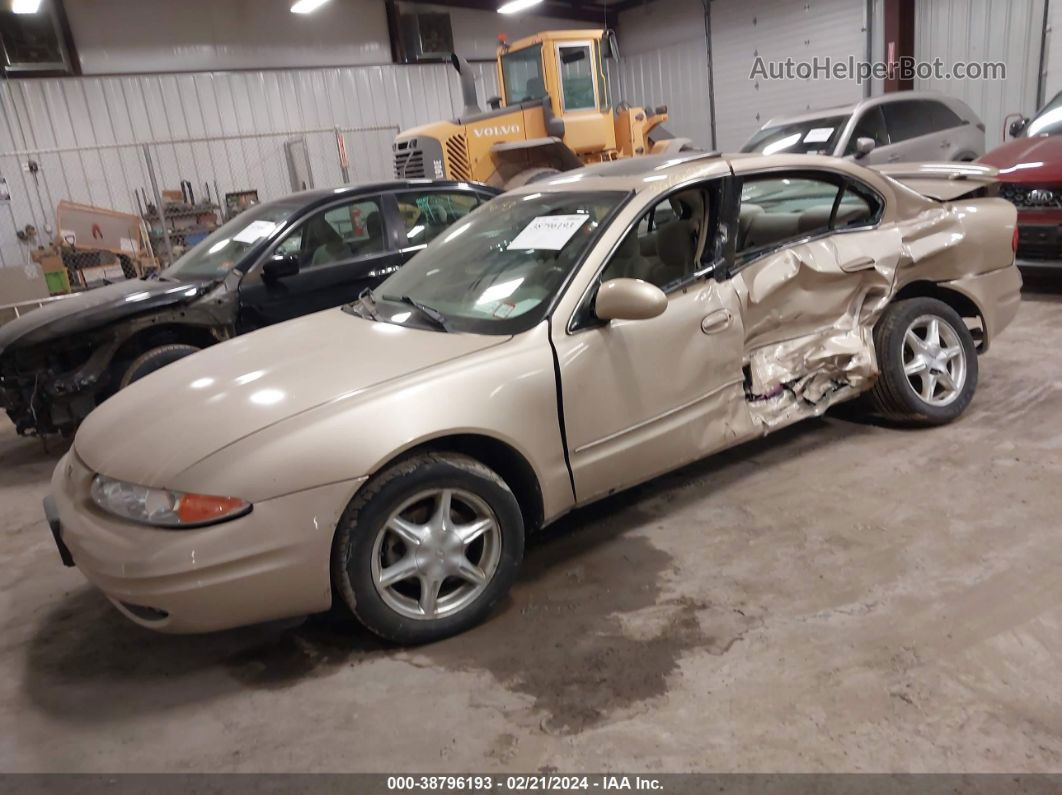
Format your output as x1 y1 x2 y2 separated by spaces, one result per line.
868 297 978 425
331 453 524 644
119 343 200 388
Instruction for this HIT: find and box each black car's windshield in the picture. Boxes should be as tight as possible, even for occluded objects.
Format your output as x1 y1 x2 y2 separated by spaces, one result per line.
161 201 300 281
741 115 849 155
1024 91 1062 136
365 190 628 335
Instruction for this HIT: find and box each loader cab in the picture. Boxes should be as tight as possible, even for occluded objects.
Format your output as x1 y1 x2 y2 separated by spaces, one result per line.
497 31 617 155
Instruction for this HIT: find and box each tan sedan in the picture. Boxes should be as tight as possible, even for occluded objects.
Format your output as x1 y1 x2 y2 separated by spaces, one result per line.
45 154 1022 643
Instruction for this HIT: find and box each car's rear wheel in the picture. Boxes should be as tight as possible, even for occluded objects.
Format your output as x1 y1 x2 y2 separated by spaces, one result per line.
331 453 524 644
119 343 200 388
868 297 978 425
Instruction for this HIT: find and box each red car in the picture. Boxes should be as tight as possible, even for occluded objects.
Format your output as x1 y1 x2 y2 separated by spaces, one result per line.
980 91 1062 268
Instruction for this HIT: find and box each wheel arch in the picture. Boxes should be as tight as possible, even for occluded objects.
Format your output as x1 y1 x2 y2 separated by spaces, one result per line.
369 432 546 535
112 322 220 364
892 280 987 351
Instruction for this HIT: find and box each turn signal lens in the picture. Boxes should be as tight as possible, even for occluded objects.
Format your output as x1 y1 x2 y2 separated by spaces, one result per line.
176 493 250 525
91 474 251 528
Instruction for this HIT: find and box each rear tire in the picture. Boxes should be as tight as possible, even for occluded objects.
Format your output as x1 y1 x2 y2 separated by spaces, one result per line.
868 297 978 425
331 453 524 644
119 343 200 388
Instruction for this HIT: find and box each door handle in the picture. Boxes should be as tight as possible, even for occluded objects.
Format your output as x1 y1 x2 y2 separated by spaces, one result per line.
888 153 901 162
701 310 732 335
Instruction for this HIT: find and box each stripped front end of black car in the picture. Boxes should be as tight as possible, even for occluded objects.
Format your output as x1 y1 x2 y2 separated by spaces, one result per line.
0 299 233 436
0 333 112 435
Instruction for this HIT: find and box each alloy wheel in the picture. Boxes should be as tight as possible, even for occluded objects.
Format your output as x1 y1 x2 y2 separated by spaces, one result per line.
370 487 502 621
901 314 967 407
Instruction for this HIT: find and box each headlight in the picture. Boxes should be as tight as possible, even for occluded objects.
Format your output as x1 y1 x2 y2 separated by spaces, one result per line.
90 474 251 528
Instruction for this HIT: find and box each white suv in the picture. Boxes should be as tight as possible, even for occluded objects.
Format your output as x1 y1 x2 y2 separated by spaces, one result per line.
741 91 985 164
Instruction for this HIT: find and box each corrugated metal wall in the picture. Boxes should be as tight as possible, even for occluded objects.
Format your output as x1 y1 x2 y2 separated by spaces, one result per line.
710 0 870 151
914 0 1046 149
0 62 500 269
612 0 713 149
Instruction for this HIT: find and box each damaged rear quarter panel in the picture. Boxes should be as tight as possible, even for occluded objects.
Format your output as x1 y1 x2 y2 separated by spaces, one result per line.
732 190 1016 432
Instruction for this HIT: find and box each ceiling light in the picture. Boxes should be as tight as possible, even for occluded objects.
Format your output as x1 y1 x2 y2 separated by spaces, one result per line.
290 0 330 14
498 0 544 14
12 0 43 13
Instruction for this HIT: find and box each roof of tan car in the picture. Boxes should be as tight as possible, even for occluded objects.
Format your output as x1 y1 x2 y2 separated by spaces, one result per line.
521 151 883 194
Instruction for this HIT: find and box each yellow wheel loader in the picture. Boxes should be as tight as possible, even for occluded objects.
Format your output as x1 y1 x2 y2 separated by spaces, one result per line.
393 29 691 189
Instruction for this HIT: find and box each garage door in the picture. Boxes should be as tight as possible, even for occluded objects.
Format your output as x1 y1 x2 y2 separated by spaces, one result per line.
710 0 869 151
914 0 1045 149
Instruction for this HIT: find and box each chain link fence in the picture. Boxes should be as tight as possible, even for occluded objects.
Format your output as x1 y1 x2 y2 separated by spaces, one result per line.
0 124 397 275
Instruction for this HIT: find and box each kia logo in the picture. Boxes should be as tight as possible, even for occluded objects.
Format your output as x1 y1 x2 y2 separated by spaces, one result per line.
1028 189 1056 205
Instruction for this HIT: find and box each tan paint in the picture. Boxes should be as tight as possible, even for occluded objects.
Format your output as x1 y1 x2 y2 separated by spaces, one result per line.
594 278 667 321
51 153 1021 633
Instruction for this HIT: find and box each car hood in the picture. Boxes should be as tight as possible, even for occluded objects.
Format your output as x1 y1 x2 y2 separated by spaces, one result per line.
978 135 1062 181
74 308 510 487
0 278 207 357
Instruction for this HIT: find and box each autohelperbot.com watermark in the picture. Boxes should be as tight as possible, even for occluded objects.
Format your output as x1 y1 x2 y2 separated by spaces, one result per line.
750 55 1007 84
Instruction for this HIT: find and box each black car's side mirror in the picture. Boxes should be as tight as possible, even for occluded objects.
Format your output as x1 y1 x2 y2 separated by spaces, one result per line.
262 253 300 281
1009 117 1029 138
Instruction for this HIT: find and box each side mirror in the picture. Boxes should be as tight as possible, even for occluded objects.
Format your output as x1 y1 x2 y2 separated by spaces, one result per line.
1009 117 1028 138
853 137 877 158
594 278 667 322
262 253 300 281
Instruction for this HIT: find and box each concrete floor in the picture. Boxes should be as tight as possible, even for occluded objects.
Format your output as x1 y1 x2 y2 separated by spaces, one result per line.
2 275 1061 773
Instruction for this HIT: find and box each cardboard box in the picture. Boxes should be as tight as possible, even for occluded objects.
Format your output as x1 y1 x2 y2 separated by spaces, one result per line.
0 264 50 324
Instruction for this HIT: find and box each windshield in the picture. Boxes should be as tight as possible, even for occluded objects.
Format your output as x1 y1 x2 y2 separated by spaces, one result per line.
1024 91 1062 136
161 201 300 281
741 115 849 155
365 190 628 335
501 46 545 104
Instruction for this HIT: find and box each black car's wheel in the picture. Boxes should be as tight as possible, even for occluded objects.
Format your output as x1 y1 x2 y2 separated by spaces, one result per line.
869 297 978 425
331 453 524 644
119 344 200 388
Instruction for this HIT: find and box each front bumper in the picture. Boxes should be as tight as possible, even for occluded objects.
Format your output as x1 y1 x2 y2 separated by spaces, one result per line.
48 449 366 633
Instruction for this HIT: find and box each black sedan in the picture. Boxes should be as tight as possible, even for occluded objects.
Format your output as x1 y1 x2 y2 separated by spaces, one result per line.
0 179 499 435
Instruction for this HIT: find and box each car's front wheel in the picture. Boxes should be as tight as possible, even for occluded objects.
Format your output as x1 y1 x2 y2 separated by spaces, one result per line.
119 343 201 388
331 453 524 644
869 297 978 425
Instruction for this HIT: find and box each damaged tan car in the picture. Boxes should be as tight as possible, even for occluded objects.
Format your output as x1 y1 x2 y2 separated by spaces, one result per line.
46 153 1021 644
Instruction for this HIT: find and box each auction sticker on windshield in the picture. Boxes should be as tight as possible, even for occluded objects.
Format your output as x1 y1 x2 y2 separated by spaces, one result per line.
804 127 835 144
233 220 278 244
507 214 589 251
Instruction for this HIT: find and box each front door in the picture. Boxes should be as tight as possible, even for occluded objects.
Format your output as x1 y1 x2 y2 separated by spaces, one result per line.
552 186 751 504
237 194 400 330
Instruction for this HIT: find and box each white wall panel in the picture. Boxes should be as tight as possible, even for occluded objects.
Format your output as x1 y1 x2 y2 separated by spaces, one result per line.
914 0 1045 149
0 61 498 269
613 0 713 148
1045 0 1062 101
711 0 869 151
64 0 391 74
